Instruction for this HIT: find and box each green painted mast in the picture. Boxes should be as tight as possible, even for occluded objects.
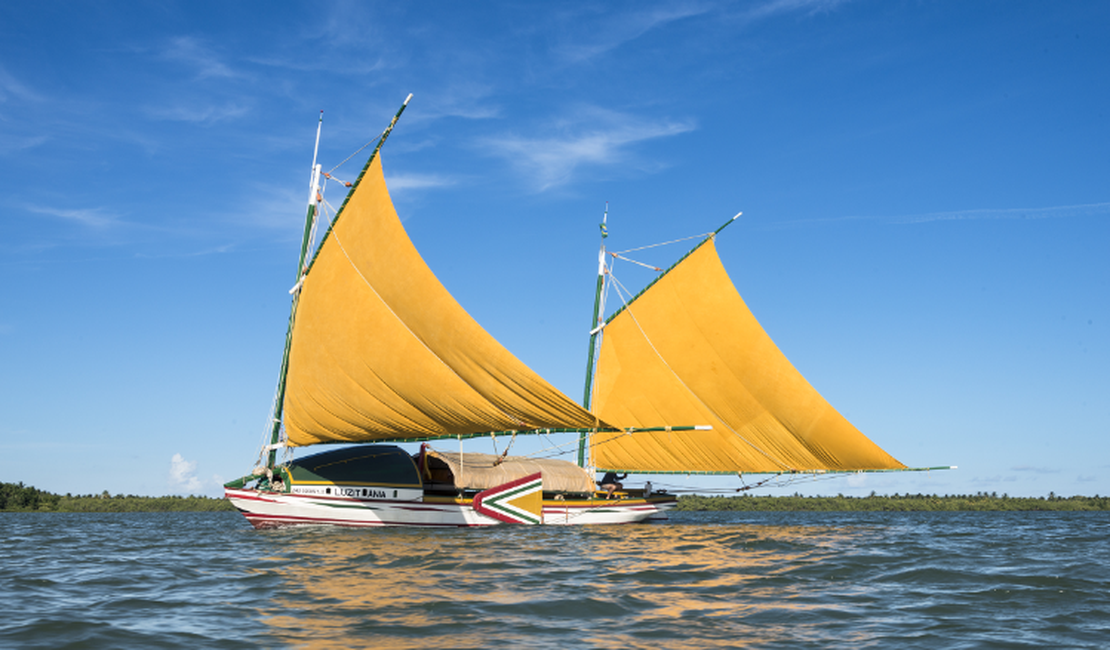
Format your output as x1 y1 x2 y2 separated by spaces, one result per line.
577 203 609 467
264 96 412 471
264 111 323 472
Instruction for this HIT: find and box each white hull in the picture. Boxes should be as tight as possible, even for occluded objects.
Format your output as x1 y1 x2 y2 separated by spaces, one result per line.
225 488 675 528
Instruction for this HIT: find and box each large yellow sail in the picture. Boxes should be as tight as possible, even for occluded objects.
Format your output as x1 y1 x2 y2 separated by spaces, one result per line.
591 238 904 473
283 155 601 446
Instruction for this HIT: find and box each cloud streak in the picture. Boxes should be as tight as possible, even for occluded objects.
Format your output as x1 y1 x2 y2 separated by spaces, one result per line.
891 202 1110 225
739 0 853 22
0 65 44 103
554 3 712 63
386 172 456 192
1011 465 1062 474
162 36 241 80
772 201 1110 229
483 107 696 191
27 205 122 229
145 102 251 124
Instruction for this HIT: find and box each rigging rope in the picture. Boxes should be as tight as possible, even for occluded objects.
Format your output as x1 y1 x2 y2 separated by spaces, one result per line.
327 128 389 176
611 231 714 255
609 251 662 272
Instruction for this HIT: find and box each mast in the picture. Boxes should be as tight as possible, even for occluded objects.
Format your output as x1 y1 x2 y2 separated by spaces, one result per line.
264 96 413 471
265 112 324 471
577 202 609 467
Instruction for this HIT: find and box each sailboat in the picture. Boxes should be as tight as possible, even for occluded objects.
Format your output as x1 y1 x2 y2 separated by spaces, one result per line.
224 97 937 528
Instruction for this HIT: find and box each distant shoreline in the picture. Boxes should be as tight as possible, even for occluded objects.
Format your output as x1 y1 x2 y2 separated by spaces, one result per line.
4 482 1108 513
1 482 234 513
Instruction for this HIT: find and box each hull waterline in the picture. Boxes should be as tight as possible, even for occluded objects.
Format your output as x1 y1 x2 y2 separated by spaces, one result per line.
225 488 676 528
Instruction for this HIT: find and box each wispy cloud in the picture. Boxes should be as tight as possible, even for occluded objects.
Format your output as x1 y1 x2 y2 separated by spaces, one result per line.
27 205 122 229
310 2 386 50
483 106 696 191
246 53 386 76
237 181 305 231
145 102 250 124
554 3 712 63
772 202 1110 229
386 172 456 192
1012 465 1062 474
740 0 853 22
553 0 850 64
162 36 241 80
892 202 1110 225
0 134 49 155
0 65 44 103
419 84 502 121
134 244 236 259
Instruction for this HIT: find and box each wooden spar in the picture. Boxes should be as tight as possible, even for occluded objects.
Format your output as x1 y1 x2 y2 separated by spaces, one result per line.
350 425 712 445
578 203 609 467
265 98 411 470
304 94 412 275
715 211 742 235
591 465 958 476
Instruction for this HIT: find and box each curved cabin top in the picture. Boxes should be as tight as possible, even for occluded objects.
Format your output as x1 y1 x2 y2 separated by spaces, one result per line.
279 444 597 496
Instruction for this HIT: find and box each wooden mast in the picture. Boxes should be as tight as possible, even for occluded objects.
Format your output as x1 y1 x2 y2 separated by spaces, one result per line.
578 203 609 467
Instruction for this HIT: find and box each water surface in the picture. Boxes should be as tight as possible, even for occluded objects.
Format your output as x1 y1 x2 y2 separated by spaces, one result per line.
2 511 1107 648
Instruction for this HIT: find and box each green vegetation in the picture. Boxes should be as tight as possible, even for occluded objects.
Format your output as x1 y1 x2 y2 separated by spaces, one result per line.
677 492 1110 512
7 481 1108 514
0 482 235 513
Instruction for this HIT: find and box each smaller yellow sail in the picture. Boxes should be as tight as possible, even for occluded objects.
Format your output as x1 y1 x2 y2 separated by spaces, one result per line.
282 155 602 446
591 239 904 474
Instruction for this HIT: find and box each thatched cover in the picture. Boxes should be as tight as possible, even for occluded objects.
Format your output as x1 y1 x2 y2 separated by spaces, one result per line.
426 450 596 493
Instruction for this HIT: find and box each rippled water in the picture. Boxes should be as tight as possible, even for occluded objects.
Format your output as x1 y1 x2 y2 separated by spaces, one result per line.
2 511 1107 648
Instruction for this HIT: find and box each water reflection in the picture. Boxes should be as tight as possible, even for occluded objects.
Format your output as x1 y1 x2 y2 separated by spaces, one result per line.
254 515 875 649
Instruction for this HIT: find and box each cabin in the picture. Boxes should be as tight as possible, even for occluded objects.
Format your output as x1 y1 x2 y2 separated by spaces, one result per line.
275 444 606 500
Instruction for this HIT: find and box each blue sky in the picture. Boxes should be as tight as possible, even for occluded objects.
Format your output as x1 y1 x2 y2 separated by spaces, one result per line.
1 1 1106 498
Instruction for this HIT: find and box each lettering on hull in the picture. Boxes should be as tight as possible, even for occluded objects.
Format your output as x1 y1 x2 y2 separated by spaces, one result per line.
290 485 420 501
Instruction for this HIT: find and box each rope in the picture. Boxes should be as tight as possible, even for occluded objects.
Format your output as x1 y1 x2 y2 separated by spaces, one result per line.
611 232 714 255
609 252 662 272
322 171 353 187
493 431 517 465
327 128 389 175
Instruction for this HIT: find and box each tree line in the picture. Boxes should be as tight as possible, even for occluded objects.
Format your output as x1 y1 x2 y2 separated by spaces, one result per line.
6 481 1109 513
0 482 235 512
676 492 1110 512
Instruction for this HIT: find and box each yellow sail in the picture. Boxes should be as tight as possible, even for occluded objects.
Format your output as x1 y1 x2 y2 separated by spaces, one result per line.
283 155 602 446
591 238 904 473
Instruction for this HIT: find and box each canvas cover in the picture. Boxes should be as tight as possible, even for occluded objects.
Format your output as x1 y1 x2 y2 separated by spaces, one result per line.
591 238 905 474
427 450 597 493
282 155 603 446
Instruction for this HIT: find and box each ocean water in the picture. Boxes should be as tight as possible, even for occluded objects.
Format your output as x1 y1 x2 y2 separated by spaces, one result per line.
1 511 1107 649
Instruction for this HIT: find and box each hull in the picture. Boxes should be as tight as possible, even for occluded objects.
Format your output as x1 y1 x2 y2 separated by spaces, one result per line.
225 488 676 529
